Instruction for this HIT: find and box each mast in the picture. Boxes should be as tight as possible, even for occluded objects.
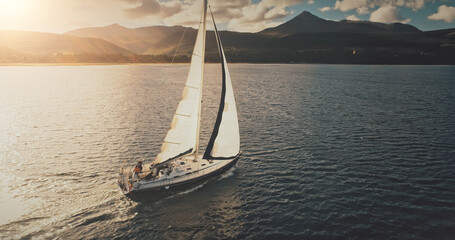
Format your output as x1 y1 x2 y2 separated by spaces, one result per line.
195 0 208 160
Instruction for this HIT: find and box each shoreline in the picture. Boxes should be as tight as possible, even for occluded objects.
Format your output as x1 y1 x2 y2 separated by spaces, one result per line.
1 62 454 66
0 62 187 66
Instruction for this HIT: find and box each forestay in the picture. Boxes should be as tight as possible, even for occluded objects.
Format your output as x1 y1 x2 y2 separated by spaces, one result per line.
203 10 240 160
154 0 207 165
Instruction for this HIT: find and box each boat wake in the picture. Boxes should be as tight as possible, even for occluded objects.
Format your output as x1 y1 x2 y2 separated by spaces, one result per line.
173 182 208 196
219 166 236 180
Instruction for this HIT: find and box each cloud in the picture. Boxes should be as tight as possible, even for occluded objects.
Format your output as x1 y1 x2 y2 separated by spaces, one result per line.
346 14 361 21
369 5 410 23
428 5 455 23
119 0 311 32
357 6 369 14
124 0 182 19
210 0 250 10
319 6 332 12
332 0 426 17
119 0 421 32
402 0 425 11
334 0 369 12
225 0 312 32
372 0 425 11
160 0 207 26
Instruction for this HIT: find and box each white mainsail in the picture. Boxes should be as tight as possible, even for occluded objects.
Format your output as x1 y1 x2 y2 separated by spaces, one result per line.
203 11 240 159
154 0 207 165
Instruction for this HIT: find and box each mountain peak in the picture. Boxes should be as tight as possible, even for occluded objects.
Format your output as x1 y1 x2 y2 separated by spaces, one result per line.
106 23 124 29
291 11 332 24
260 11 335 35
295 11 321 19
261 10 420 35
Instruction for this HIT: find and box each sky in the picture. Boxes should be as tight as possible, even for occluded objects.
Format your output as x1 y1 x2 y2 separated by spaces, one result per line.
0 0 454 33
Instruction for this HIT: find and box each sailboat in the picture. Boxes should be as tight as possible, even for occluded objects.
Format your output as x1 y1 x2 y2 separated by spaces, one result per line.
118 0 240 195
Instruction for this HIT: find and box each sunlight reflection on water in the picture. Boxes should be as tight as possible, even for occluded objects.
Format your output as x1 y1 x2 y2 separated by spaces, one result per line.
1 64 454 239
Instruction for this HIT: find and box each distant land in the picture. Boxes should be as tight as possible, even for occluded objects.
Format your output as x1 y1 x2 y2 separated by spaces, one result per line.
1 11 454 64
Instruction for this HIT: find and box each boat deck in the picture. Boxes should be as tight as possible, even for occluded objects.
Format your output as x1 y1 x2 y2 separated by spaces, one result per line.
119 155 237 194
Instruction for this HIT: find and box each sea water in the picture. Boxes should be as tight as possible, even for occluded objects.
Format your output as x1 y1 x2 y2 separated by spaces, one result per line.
0 64 454 239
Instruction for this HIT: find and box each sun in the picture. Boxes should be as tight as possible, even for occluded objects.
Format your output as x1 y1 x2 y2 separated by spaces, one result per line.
0 0 27 11
0 0 33 30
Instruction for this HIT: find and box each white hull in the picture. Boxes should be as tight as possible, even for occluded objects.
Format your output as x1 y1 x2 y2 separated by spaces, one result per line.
118 155 239 195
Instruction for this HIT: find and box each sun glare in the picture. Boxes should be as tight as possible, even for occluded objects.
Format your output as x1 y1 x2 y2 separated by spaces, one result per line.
0 0 35 30
0 0 27 11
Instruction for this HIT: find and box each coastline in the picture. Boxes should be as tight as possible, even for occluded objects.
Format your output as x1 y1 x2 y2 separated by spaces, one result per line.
0 62 188 66
1 62 454 66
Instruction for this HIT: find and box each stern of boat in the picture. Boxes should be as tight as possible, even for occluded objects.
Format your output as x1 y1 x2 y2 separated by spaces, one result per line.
118 167 134 195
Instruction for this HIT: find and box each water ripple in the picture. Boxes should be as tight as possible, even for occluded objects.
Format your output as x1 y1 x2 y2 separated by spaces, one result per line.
0 64 454 239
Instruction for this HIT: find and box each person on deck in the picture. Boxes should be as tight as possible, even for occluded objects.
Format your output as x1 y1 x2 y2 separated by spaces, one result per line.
134 160 143 173
133 160 144 181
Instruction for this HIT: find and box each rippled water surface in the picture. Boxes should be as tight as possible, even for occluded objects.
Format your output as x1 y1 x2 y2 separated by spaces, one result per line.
0 64 454 239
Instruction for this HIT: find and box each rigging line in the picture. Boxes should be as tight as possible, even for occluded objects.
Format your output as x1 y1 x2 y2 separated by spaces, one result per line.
172 28 187 63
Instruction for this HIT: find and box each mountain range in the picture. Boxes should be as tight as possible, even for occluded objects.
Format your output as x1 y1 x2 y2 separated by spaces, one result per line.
0 31 133 55
1 11 454 64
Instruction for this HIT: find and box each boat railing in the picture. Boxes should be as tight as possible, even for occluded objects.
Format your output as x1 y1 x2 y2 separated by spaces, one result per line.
157 167 207 187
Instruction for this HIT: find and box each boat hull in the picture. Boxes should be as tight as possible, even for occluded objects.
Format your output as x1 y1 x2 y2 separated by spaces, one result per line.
120 154 240 198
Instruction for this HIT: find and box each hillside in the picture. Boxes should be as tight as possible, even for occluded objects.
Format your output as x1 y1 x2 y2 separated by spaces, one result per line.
423 28 455 39
0 30 133 55
65 24 188 54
